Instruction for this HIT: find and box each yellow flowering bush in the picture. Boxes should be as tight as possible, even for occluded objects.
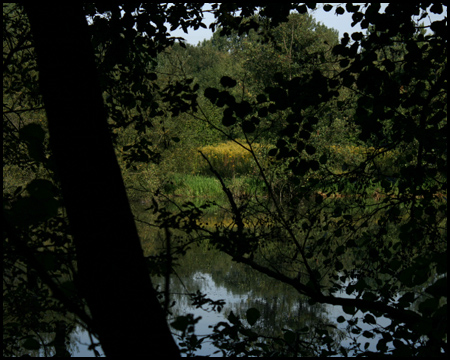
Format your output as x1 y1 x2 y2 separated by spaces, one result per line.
193 140 264 178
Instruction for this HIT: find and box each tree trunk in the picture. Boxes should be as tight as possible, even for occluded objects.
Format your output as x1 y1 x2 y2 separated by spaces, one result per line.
24 4 180 357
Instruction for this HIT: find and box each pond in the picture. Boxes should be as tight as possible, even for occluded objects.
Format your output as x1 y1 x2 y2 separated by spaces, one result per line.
67 198 443 357
149 243 395 357
70 240 388 357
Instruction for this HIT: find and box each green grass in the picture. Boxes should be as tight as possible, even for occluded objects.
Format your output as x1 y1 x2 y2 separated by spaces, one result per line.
166 174 224 198
163 173 267 200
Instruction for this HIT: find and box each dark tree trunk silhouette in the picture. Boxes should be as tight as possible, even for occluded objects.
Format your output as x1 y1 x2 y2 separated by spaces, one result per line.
24 4 180 357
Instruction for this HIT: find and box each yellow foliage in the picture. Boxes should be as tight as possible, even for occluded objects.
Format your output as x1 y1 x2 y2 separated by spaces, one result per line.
193 140 264 177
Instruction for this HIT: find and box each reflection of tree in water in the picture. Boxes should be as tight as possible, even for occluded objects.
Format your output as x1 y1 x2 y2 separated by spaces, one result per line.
150 241 344 355
217 262 345 350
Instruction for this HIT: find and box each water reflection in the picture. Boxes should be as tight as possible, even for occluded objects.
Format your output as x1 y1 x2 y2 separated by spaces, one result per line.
68 241 388 357
151 244 341 356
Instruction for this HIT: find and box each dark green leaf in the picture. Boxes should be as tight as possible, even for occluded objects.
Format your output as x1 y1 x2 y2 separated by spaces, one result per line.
340 59 350 68
309 160 319 171
23 337 40 350
283 330 296 344
319 154 328 164
335 260 344 271
222 114 236 127
228 311 239 325
351 32 364 41
220 76 237 88
430 3 443 14
242 120 256 133
424 277 447 298
246 307 261 326
204 87 219 101
19 123 45 144
258 107 268 117
256 94 267 103
305 144 316 155
296 4 307 13
418 297 440 315
363 314 376 325
19 123 46 162
36 252 58 271
171 316 189 332
342 305 356 315
336 6 345 15
26 179 56 200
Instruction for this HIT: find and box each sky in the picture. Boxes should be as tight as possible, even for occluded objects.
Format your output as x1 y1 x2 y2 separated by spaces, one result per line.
169 4 447 45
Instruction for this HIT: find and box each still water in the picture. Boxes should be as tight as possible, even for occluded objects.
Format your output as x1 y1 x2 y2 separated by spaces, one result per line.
72 242 387 357
69 200 406 357
151 242 388 357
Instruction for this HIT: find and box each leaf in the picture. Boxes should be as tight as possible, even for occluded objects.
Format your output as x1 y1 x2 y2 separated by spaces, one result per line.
36 252 58 272
340 58 350 68
242 120 256 133
430 3 443 14
337 315 346 323
246 307 261 326
23 337 40 350
323 4 333 12
26 179 56 200
335 6 345 15
319 154 328 164
256 94 267 103
418 297 440 315
351 32 364 41
204 87 219 101
171 315 190 332
10 196 59 226
283 329 296 344
222 114 236 127
342 305 356 315
424 277 447 298
19 123 45 144
18 123 46 162
228 311 239 325
220 76 237 88
305 144 316 155
309 160 319 171
363 313 377 325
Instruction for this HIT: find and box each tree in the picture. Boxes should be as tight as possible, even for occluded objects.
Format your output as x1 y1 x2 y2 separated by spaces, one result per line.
8 3 182 357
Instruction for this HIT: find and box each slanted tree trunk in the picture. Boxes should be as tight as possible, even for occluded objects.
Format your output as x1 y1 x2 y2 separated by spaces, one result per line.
24 4 180 357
